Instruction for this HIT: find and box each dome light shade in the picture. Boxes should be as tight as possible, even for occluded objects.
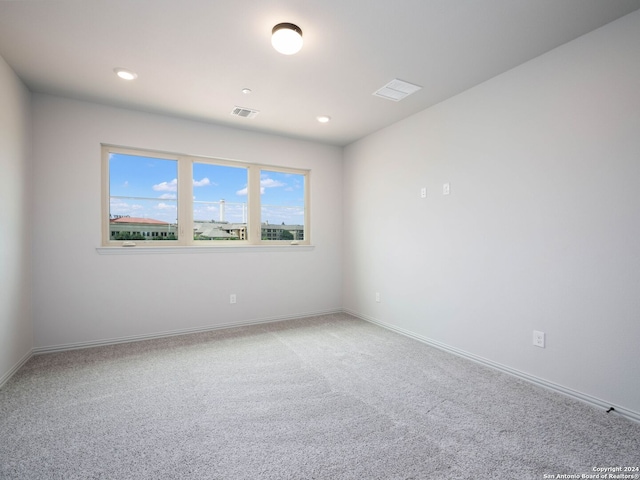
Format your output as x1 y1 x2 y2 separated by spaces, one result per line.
114 68 137 80
271 23 303 55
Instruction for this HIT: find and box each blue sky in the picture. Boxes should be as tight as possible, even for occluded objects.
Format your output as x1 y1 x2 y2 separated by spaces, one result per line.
109 153 304 225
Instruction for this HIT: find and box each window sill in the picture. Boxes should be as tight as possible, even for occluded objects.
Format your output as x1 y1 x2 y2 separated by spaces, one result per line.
96 244 315 255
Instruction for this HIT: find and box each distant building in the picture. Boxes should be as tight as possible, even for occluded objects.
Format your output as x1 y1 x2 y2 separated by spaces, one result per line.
261 222 304 241
195 220 304 241
110 216 303 242
109 216 177 240
194 221 246 240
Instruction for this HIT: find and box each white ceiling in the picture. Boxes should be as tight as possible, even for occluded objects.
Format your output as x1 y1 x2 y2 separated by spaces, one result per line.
1 0 639 146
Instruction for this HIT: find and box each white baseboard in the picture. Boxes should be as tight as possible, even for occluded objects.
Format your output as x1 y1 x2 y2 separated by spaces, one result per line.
32 309 343 355
345 308 640 424
14 308 640 424
0 349 33 390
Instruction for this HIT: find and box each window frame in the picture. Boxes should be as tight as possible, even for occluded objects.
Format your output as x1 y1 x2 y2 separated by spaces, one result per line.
101 145 310 248
256 165 309 245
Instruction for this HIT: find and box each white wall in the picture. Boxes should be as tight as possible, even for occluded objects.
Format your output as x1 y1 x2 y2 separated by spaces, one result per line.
31 95 343 348
0 55 33 385
343 11 640 416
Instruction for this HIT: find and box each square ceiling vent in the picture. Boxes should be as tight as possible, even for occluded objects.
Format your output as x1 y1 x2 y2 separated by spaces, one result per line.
373 79 422 102
231 106 260 119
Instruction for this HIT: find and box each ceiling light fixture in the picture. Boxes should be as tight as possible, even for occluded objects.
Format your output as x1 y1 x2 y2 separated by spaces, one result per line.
271 23 303 55
114 68 138 80
316 115 331 123
241 88 252 94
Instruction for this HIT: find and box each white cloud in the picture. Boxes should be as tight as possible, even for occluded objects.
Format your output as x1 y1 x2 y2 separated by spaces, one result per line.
109 199 144 214
193 177 211 187
236 178 284 196
261 205 304 224
152 177 210 193
159 193 177 199
261 178 285 189
236 186 267 195
109 199 128 210
156 202 177 211
153 178 177 192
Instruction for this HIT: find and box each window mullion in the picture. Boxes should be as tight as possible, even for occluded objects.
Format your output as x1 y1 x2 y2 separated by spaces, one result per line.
304 172 310 243
101 147 111 246
178 156 193 245
248 166 261 244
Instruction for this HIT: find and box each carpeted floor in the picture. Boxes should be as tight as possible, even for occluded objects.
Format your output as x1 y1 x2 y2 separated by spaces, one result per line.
1 313 638 479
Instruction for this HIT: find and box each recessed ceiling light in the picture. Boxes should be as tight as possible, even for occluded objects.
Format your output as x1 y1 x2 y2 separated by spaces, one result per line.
241 88 252 94
271 23 303 55
316 115 331 123
114 68 138 80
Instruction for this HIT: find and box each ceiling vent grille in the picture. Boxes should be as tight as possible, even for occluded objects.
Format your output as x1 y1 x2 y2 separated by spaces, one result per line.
373 79 422 102
231 106 260 119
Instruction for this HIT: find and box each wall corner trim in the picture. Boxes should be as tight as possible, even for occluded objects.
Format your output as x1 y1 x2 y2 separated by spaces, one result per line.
0 349 33 390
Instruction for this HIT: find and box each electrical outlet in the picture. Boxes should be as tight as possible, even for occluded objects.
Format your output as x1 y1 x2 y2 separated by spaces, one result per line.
375 292 381 303
443 183 450 195
533 330 545 348
230 294 237 304
420 187 427 198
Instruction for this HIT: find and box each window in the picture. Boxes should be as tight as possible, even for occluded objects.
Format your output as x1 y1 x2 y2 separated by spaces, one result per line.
102 145 310 247
192 162 248 241
106 150 179 242
260 170 305 242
